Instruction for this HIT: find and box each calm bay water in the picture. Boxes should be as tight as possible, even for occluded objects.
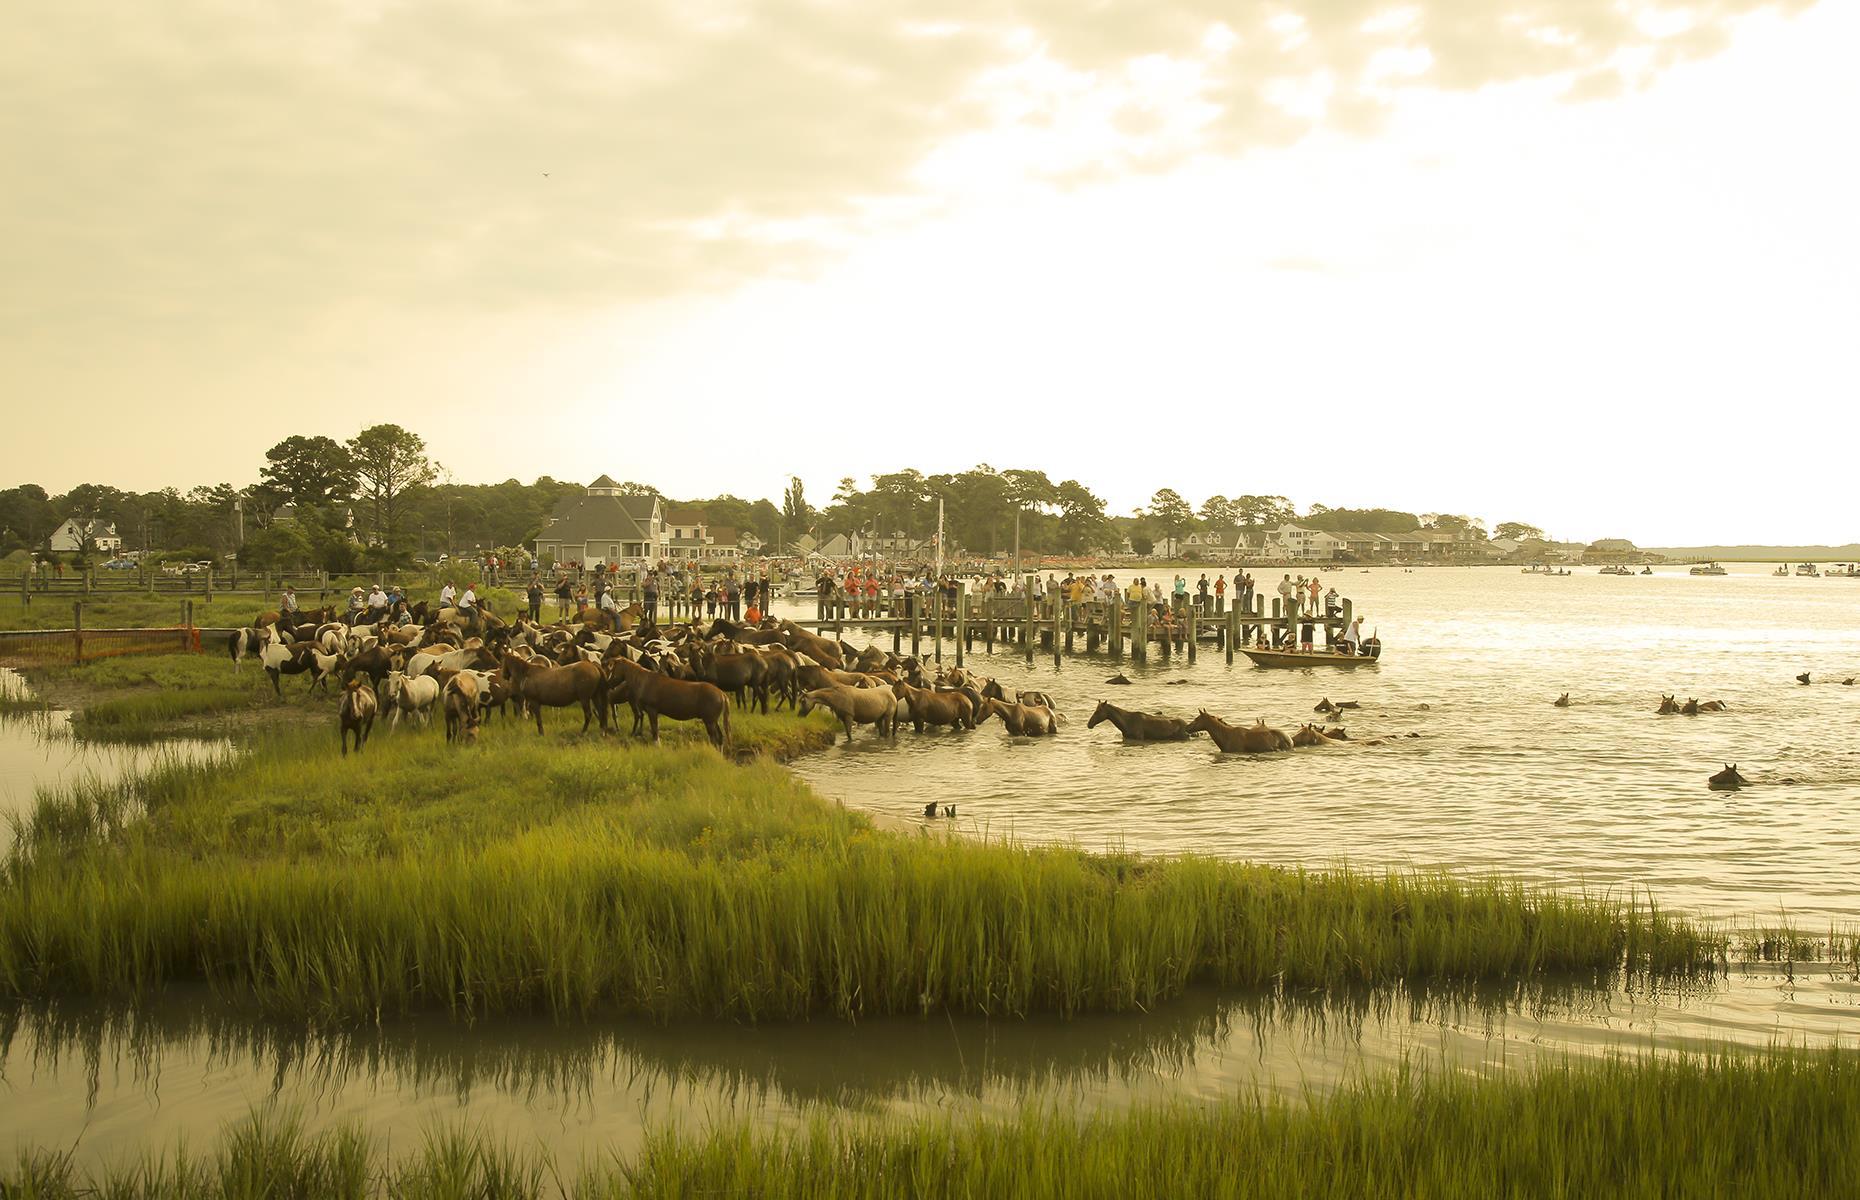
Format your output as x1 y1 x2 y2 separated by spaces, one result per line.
4 567 1859 1166
785 564 1860 922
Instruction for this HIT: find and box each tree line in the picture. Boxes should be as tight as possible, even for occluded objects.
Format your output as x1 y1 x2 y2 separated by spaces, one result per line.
1 429 1547 570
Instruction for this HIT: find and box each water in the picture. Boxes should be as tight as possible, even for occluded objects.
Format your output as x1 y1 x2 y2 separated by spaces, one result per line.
0 669 227 829
784 565 1860 922
6 971 1856 1168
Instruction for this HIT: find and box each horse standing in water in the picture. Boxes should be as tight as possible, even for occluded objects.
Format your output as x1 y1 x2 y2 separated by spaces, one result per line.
1086 700 1188 741
1185 711 1293 753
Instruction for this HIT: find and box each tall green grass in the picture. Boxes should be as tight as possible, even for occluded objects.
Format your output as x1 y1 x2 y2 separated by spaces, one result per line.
0 725 1726 1024
4 1050 1856 1197
69 688 257 739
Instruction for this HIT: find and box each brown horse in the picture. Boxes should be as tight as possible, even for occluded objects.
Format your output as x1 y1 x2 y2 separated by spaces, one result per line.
502 653 607 734
338 677 376 755
976 697 1059 736
1553 693 1571 708
799 685 897 743
1086 700 1187 741
443 671 481 744
1656 694 1681 714
892 681 975 732
1291 723 1344 747
1186 711 1293 753
608 657 731 749
1682 698 1728 714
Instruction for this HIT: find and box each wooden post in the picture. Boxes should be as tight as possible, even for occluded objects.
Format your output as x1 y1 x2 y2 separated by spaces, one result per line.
72 601 82 665
204 569 214 604
1023 592 1035 665
1132 599 1147 663
18 570 26 609
1052 597 1061 668
1109 598 1122 660
187 599 195 652
985 598 995 654
1186 605 1197 662
933 593 943 665
910 592 922 658
955 590 967 667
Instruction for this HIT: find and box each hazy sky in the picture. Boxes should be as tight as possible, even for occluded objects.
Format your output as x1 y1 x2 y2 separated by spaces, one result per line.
5 0 1854 545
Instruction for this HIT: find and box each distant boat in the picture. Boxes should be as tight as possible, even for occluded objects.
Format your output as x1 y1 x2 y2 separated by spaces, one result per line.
1773 565 1790 577
1598 565 1634 575
1640 567 1653 575
1828 563 1860 579
1690 562 1727 576
1795 562 1820 577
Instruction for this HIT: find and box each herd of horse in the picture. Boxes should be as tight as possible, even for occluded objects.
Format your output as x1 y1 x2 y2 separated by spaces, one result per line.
229 602 1081 755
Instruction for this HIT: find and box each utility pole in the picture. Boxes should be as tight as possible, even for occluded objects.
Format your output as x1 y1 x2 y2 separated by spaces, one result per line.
1013 510 1021 582
935 498 944 582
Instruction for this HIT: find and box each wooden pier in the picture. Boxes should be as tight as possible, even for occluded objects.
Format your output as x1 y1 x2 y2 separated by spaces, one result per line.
776 590 1356 669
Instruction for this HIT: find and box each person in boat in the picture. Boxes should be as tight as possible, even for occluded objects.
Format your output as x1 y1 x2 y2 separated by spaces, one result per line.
1341 616 1363 655
1299 615 1315 652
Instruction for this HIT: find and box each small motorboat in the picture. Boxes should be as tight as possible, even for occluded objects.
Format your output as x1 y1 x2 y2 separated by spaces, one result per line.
1242 640 1382 669
1795 562 1820 577
1690 562 1728 576
1640 567 1653 575
1598 565 1633 575
1773 565 1789 577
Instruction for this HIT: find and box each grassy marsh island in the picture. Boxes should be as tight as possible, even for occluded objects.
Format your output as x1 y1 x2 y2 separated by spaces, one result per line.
3 709 1727 1025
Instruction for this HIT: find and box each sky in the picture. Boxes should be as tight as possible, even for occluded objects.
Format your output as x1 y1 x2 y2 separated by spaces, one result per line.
4 0 1855 545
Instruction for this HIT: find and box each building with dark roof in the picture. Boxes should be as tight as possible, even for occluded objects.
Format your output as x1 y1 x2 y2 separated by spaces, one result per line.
533 476 663 567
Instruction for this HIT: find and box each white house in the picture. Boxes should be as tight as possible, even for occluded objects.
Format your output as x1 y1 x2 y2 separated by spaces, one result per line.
1270 523 1347 561
48 518 122 554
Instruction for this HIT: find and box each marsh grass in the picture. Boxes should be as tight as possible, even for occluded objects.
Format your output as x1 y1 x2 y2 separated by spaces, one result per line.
1 721 1729 1024
3 1050 1856 1197
69 688 257 739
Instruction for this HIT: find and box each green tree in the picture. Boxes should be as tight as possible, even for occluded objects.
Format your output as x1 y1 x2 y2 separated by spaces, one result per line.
1145 488 1194 557
1233 494 1295 528
0 485 57 553
1199 494 1236 528
782 477 812 528
346 425 436 553
1495 521 1546 542
1054 480 1117 554
1129 531 1156 556
259 436 356 509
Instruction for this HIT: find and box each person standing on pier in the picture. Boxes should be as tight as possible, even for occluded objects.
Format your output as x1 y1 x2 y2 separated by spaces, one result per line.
1307 576 1322 616
1196 574 1210 611
1277 574 1296 621
1341 616 1363 655
1325 586 1340 618
1213 573 1226 611
1240 571 1254 613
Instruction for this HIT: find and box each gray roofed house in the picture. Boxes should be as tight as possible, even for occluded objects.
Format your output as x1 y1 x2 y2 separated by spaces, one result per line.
533 477 663 567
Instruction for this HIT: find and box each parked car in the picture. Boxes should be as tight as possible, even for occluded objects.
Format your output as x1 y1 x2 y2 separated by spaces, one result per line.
102 558 138 570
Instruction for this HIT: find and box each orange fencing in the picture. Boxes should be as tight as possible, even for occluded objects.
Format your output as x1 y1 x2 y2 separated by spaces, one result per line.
0 626 218 667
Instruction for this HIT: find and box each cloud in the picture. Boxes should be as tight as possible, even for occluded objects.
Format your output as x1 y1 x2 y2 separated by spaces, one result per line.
0 0 1804 352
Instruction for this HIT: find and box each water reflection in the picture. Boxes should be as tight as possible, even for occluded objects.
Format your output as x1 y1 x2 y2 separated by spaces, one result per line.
6 970 1854 1166
0 668 227 829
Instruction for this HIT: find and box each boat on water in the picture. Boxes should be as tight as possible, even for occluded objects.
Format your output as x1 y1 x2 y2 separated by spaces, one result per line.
1241 642 1382 669
1773 565 1790 577
1598 565 1634 576
1828 563 1860 579
1795 562 1820 577
1640 567 1653 575
1690 562 1727 576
